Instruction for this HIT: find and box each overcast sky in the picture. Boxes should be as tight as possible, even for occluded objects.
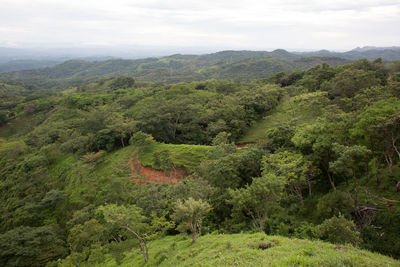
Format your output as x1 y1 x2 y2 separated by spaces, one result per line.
1 0 399 51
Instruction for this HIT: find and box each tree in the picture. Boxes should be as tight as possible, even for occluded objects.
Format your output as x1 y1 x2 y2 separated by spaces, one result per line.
67 219 107 253
129 131 155 147
351 98 400 174
157 150 175 178
172 197 211 243
292 111 349 190
107 115 136 147
328 68 380 98
228 173 285 232
109 75 135 90
329 144 370 207
264 151 316 206
0 225 67 267
199 147 263 189
97 204 172 262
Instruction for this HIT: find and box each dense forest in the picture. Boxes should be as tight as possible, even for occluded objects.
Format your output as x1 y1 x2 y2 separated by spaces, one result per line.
0 57 400 266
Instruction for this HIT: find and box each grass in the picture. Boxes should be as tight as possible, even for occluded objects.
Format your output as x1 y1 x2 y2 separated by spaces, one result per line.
137 143 212 172
94 145 137 178
104 233 400 267
239 93 322 143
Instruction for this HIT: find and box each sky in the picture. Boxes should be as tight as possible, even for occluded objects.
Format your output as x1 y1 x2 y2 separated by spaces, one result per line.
1 0 400 52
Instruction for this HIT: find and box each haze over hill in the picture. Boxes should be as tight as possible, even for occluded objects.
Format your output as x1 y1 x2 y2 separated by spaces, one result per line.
1 1 400 266
2 46 400 89
0 49 348 88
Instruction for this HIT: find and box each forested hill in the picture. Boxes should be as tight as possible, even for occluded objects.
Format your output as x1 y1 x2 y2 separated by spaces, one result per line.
0 50 349 88
299 46 400 61
1 58 400 266
3 47 399 89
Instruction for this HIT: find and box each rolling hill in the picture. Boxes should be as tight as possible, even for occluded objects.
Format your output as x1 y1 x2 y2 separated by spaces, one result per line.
0 50 349 89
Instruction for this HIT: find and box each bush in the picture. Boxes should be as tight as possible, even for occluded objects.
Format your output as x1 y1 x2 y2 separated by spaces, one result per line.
129 131 155 146
276 222 290 237
316 190 354 222
109 76 135 90
294 222 317 240
361 208 400 258
316 214 361 246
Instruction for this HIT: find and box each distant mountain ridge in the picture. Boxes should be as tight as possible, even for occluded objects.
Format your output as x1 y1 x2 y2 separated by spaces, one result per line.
0 50 349 88
1 46 400 88
351 46 400 52
297 46 400 61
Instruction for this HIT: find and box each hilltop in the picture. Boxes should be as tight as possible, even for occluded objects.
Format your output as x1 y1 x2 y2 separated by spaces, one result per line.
72 233 400 266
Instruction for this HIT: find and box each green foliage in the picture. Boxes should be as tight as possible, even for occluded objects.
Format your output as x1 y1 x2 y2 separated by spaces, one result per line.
1 59 400 265
172 197 211 243
294 222 317 240
316 215 361 246
67 219 107 252
228 174 285 232
138 142 211 172
199 147 263 188
264 151 316 206
0 52 318 88
316 190 354 222
0 225 67 267
129 131 155 146
97 203 173 262
109 75 135 90
361 208 400 257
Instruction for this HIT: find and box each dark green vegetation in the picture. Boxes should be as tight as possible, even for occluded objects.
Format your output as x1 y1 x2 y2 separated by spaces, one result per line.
0 57 400 266
0 50 349 89
0 59 61 73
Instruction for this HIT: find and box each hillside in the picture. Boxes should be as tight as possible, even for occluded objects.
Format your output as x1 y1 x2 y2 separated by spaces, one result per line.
1 59 400 266
299 47 400 61
2 47 400 89
70 233 400 266
0 50 348 89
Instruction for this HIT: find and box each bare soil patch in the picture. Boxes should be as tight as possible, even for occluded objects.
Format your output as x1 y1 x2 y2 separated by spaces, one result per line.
128 154 187 184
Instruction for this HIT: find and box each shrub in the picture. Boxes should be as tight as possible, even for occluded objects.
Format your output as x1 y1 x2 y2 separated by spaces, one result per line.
81 151 105 164
294 222 317 240
316 190 354 222
129 131 155 146
276 222 290 237
316 214 361 246
109 76 135 90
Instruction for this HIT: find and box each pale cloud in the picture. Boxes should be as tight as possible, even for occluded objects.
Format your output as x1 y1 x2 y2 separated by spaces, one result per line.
0 0 399 51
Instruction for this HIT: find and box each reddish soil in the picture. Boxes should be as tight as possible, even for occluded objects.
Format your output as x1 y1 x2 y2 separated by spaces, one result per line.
128 155 187 185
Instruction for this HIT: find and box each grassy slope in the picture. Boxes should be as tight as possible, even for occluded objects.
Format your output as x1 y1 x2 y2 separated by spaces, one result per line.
48 143 211 200
239 94 317 143
105 233 399 266
137 143 212 172
49 142 211 181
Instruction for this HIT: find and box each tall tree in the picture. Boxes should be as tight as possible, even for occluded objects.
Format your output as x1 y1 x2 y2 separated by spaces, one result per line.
330 144 370 207
97 204 172 262
172 197 211 243
228 173 284 232
351 98 400 174
264 151 316 206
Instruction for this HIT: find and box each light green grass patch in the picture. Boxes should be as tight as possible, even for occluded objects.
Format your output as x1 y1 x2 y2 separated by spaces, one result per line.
137 143 212 172
116 233 399 267
240 93 323 143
